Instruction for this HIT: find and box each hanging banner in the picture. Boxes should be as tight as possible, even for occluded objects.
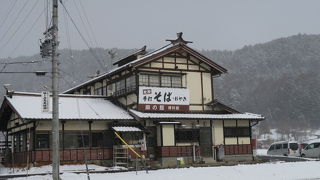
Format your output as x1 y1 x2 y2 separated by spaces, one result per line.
41 91 50 112
138 86 189 112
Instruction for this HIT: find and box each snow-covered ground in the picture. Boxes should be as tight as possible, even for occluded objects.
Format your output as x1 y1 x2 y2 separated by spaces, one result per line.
2 161 320 180
0 164 126 175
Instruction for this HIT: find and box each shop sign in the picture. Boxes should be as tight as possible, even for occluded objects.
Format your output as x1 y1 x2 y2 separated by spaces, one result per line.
41 91 50 112
138 86 189 112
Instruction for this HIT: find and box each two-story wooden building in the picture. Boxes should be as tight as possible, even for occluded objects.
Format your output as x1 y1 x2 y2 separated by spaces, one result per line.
0 33 264 167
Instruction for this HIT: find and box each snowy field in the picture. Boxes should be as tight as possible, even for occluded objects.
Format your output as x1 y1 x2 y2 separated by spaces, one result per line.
1 160 320 180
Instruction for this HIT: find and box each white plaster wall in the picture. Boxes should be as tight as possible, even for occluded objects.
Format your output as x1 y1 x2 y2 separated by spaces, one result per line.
162 124 175 146
213 120 224 145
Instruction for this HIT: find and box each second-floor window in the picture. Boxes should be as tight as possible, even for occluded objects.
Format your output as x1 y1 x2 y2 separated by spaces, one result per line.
83 87 91 95
139 73 183 88
113 76 137 96
149 75 160 86
94 87 103 95
126 76 136 92
116 79 126 95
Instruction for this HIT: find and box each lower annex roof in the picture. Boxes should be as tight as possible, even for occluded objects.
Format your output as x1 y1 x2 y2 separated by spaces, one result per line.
129 110 264 121
4 92 133 120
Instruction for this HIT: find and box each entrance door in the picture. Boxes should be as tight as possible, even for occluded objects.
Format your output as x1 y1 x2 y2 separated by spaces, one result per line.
199 127 212 157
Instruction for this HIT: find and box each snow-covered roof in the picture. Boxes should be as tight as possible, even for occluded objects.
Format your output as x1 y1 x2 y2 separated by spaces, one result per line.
5 92 133 120
62 44 175 94
129 110 264 120
112 126 142 132
63 40 228 94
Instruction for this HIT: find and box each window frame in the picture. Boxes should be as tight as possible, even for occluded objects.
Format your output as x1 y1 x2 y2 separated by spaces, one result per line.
139 73 183 88
223 127 251 137
175 129 200 143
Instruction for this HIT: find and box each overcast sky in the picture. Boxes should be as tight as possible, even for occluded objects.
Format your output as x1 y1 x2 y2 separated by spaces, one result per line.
1 0 320 58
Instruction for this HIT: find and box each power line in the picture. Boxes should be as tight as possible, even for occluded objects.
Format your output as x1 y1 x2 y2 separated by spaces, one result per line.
0 64 7 73
9 8 45 57
0 0 40 54
59 0 105 69
72 0 94 47
0 0 29 44
62 1 73 58
78 0 100 47
0 0 18 31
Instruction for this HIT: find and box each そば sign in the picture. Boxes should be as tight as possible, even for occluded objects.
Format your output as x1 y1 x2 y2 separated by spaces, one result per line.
138 86 189 112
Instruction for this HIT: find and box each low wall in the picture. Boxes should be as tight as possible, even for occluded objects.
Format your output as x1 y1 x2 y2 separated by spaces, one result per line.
12 148 113 164
224 144 252 155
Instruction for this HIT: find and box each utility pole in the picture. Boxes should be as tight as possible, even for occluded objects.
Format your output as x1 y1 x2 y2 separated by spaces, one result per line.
51 0 60 179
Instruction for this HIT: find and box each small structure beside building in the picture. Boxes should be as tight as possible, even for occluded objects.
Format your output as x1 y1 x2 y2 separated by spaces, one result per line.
0 33 264 167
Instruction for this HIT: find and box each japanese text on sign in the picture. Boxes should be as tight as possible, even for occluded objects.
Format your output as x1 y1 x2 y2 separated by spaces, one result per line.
41 91 50 112
139 86 189 105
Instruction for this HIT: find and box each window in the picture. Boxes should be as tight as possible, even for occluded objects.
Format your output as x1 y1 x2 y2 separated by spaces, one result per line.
149 75 160 86
171 76 182 87
91 132 104 148
276 144 282 149
102 86 107 95
139 73 183 88
94 87 103 95
289 143 298 150
13 134 18 152
139 74 149 86
36 133 49 149
107 84 114 96
64 132 89 148
161 76 171 87
283 143 288 149
91 131 114 148
307 143 315 150
224 127 251 137
121 132 143 145
269 144 275 151
175 129 199 143
126 76 136 92
224 127 237 137
237 127 250 137
115 79 126 96
83 87 91 95
19 133 27 152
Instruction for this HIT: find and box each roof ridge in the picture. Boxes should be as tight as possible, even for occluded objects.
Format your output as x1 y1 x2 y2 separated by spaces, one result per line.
10 91 107 98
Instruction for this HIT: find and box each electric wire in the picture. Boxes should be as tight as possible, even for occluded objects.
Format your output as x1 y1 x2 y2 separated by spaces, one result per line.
72 0 94 47
59 0 105 69
0 64 7 73
0 0 40 54
45 0 50 31
78 0 100 47
0 0 18 31
8 8 45 57
61 8 78 83
0 0 30 44
62 4 73 58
